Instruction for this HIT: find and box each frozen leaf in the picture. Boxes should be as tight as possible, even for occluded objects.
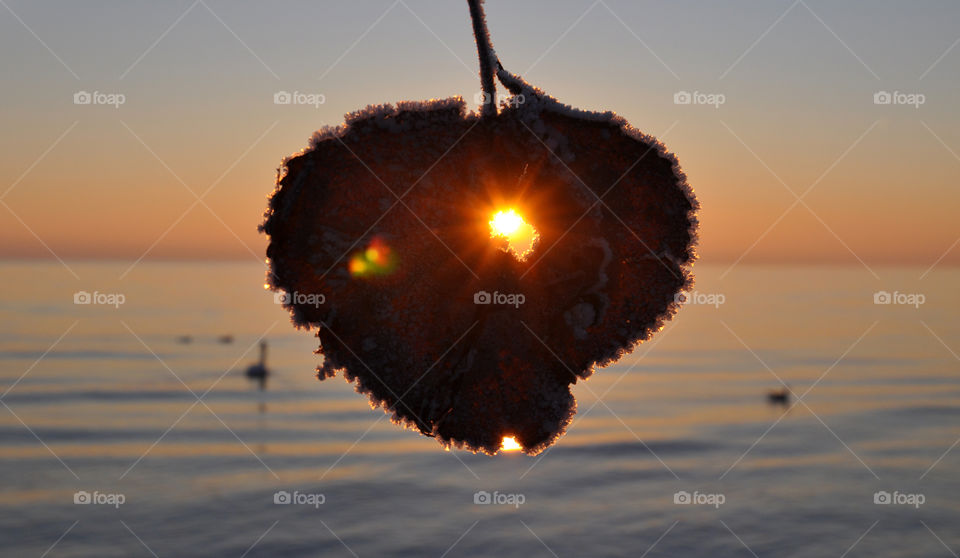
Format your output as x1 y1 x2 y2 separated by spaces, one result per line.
260 1 697 454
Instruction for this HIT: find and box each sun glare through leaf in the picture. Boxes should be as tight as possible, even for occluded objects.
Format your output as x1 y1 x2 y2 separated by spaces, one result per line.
489 209 539 261
500 436 522 452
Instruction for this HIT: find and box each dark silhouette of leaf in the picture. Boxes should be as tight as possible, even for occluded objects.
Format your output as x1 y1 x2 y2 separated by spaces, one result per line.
260 1 697 454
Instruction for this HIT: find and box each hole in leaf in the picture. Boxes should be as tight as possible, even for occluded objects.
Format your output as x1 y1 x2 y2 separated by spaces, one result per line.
489 209 539 261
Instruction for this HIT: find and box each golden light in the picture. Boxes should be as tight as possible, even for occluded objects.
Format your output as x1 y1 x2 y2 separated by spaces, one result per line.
500 436 522 452
489 208 539 261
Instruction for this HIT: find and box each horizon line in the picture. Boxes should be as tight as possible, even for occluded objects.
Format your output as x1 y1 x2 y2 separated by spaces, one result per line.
0 256 956 270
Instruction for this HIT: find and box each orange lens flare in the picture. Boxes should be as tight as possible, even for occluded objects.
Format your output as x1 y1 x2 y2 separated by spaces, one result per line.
349 237 396 277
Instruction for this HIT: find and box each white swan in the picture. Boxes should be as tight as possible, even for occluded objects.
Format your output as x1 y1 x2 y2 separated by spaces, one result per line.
245 341 270 390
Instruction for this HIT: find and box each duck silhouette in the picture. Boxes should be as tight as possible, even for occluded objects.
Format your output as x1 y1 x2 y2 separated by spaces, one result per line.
766 385 791 406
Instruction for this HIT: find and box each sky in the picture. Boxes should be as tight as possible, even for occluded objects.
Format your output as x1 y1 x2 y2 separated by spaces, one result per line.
1 0 958 269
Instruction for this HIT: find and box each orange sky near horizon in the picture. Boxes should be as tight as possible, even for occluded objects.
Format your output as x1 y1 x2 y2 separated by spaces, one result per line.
1 1 958 268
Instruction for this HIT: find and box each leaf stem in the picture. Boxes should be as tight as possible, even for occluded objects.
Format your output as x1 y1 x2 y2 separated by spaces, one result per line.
467 0 498 117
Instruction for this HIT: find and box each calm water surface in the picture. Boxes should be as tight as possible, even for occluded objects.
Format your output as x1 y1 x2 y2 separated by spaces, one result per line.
0 262 958 557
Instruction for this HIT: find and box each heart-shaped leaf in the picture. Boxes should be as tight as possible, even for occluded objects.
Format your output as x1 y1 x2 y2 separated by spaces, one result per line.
260 2 697 454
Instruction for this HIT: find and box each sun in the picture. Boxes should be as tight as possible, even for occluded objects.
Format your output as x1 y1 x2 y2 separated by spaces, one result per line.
489 209 539 261
490 209 523 236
